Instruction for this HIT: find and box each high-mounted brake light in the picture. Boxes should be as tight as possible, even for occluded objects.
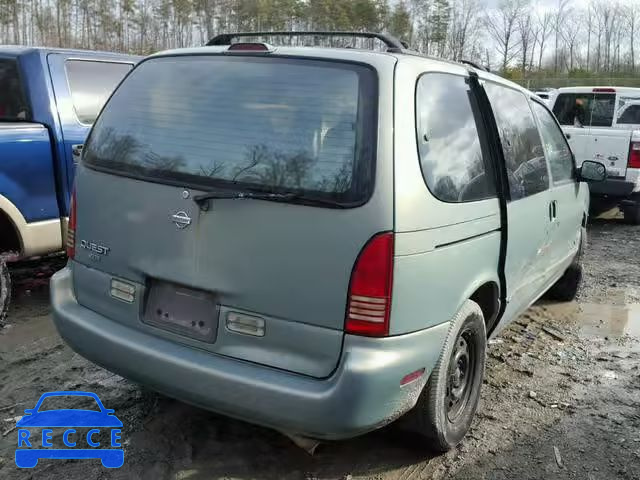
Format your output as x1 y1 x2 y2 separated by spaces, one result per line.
629 141 640 169
66 190 76 259
345 232 394 337
593 87 616 93
228 42 271 52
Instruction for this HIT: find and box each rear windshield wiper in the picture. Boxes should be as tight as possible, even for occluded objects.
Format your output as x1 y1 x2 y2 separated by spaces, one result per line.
193 189 346 210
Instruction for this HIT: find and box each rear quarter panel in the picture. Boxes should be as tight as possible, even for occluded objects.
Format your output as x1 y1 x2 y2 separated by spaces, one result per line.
390 59 501 335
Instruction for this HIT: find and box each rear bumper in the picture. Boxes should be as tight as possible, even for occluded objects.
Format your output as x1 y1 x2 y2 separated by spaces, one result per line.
51 267 449 440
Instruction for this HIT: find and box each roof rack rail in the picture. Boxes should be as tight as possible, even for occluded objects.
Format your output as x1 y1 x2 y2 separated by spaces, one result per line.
207 31 406 51
460 60 490 72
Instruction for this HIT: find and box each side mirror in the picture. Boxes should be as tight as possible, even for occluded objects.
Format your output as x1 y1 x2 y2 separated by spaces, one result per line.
578 160 607 182
23 409 34 415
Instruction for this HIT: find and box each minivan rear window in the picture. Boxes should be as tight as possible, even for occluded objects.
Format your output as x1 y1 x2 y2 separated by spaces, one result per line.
84 56 378 206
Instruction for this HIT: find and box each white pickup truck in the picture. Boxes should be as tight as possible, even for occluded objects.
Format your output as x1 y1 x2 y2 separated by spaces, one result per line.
550 86 640 223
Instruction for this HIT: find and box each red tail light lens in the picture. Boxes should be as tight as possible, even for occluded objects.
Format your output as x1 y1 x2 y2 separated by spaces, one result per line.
66 191 76 259
345 232 394 337
629 142 640 169
228 43 270 51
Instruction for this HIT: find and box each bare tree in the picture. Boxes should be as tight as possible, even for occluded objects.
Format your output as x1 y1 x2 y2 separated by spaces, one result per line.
585 1 594 70
535 10 553 70
448 0 482 61
625 2 639 72
485 0 528 71
517 9 535 77
553 0 571 72
598 1 619 72
561 12 582 71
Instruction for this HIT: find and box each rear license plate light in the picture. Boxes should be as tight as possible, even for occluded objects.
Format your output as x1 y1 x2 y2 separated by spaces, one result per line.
110 279 136 303
226 312 265 337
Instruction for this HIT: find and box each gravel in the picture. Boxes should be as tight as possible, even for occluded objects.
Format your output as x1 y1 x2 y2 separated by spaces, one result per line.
0 218 638 479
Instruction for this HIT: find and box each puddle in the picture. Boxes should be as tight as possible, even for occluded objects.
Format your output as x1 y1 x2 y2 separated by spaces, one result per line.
0 314 56 352
577 303 640 340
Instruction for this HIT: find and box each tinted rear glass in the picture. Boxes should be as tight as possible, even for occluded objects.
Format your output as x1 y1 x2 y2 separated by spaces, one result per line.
84 56 377 205
616 97 640 124
416 73 495 203
553 93 616 127
0 59 30 121
65 60 133 124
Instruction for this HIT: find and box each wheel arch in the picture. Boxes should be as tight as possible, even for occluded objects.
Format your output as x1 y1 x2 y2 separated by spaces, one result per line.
468 281 500 335
0 198 24 256
0 194 63 258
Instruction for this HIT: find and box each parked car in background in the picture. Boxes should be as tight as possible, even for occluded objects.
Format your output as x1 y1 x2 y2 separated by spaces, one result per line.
51 32 605 452
0 47 139 322
549 86 640 223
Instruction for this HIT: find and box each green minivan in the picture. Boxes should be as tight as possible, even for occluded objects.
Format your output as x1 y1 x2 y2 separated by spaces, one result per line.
51 33 606 451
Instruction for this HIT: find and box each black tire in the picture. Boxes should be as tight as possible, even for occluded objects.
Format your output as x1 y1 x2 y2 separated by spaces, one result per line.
0 258 11 326
409 300 486 452
547 227 585 302
622 205 640 225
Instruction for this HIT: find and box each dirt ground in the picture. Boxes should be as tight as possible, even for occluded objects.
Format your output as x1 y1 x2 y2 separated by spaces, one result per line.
0 217 639 480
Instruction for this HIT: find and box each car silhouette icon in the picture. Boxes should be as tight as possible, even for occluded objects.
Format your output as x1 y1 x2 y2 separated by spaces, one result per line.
15 391 123 468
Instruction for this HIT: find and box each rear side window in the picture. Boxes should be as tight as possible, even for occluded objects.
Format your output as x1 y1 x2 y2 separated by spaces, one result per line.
485 83 548 200
553 93 616 127
84 56 377 205
616 97 640 124
0 59 30 121
531 102 574 184
415 73 495 203
65 60 133 124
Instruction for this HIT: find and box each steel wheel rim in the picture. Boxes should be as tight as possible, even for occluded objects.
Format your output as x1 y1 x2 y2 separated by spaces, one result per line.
446 329 475 422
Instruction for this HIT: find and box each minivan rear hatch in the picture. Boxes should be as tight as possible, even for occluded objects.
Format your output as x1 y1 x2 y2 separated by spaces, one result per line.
73 52 394 378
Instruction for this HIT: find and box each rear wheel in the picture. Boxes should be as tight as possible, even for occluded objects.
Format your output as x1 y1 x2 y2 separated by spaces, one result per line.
409 300 486 452
622 204 640 225
0 257 10 326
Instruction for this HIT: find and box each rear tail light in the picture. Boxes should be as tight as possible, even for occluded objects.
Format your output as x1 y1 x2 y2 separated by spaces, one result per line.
66 190 76 258
228 42 271 51
345 232 394 337
593 87 616 93
629 142 640 169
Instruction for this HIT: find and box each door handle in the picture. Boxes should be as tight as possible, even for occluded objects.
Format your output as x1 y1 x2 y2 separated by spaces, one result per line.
565 133 571 140
549 200 558 221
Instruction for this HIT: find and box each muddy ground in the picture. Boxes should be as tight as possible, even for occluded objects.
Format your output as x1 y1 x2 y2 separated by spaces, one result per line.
0 217 638 480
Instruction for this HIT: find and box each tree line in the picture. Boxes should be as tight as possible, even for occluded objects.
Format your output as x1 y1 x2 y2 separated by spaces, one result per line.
1 0 639 78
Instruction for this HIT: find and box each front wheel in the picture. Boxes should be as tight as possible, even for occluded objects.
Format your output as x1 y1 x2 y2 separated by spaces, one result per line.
0 257 11 326
409 300 486 452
